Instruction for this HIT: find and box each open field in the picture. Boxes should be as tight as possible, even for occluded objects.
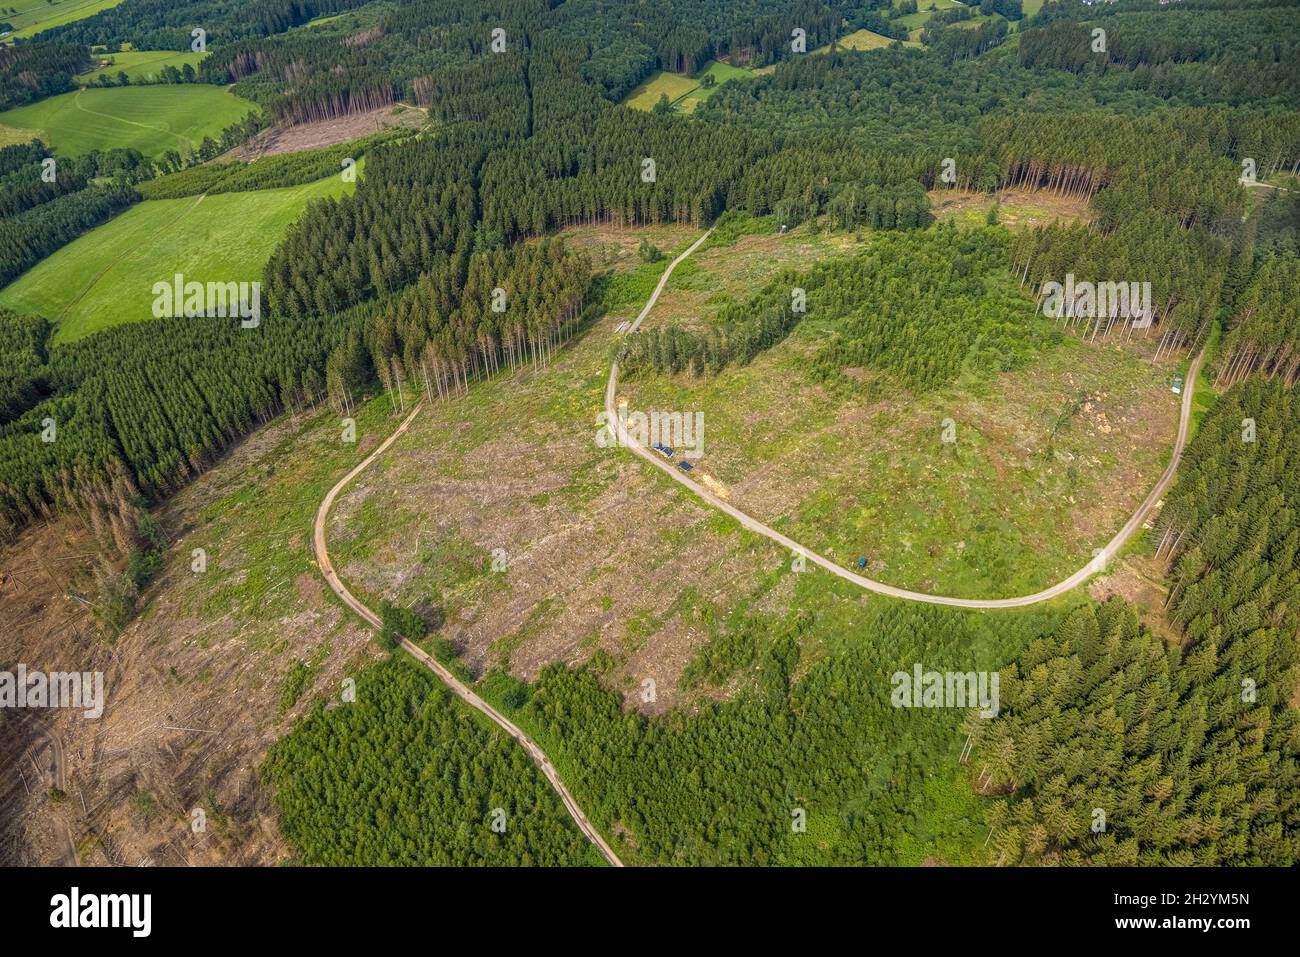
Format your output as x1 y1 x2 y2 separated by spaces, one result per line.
624 60 756 114
828 28 896 51
1 0 124 40
621 221 1181 600
929 187 1094 229
623 70 700 111
812 27 919 54
0 85 257 157
0 172 354 343
675 60 756 111
894 0 965 31
79 50 209 84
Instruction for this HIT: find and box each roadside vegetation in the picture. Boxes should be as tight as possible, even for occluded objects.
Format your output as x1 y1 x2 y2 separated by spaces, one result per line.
76 48 206 84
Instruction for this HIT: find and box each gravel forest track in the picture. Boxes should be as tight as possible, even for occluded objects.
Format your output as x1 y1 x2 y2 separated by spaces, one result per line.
312 404 623 867
604 229 1204 609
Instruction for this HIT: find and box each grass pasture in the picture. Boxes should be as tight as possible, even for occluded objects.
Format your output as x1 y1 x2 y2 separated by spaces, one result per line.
0 85 257 157
79 50 209 84
893 0 965 31
812 27 912 54
1 0 125 40
623 71 700 111
624 60 757 113
0 172 354 343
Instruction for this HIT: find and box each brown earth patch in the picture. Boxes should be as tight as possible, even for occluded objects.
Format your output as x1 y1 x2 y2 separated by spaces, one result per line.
1089 556 1183 648
229 105 426 161
929 187 1093 230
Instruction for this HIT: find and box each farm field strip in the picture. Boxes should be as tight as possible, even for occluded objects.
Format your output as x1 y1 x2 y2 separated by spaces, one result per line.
2 0 126 40
0 85 257 157
0 173 353 343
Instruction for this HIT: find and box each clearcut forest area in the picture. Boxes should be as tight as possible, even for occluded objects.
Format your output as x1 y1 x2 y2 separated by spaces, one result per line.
0 0 1297 905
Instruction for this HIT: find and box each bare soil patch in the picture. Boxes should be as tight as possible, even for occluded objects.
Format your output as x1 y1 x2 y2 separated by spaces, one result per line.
929 188 1093 229
1090 556 1183 648
331 328 791 714
230 105 426 161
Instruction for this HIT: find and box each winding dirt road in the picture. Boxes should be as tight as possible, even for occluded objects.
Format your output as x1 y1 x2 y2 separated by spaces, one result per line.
313 225 1201 865
312 406 624 867
606 229 1205 609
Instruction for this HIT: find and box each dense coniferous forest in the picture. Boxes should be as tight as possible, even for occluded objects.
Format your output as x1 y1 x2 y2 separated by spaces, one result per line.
324 236 591 410
0 175 138 288
1018 6 1300 101
0 43 90 110
473 602 1057 865
0 300 361 519
263 657 597 866
0 311 49 424
972 383 1300 865
33 0 373 49
1217 255 1300 386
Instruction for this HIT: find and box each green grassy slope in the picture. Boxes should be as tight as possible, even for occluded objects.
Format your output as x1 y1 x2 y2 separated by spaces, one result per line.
0 85 257 157
79 50 210 84
1 0 126 41
0 172 354 343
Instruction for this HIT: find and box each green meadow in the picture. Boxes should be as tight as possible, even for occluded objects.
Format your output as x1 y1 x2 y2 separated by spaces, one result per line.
1 0 125 40
624 60 756 113
0 173 355 343
79 50 210 84
0 85 257 157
